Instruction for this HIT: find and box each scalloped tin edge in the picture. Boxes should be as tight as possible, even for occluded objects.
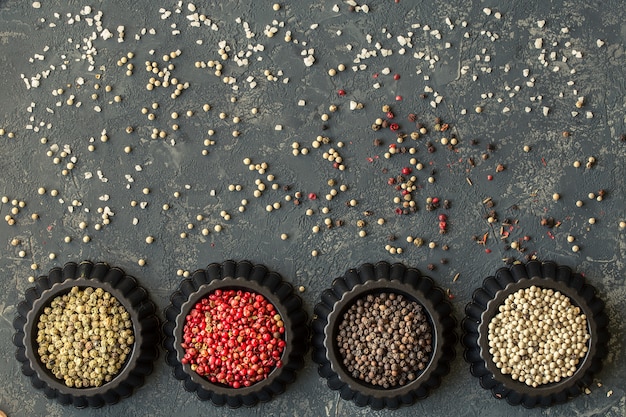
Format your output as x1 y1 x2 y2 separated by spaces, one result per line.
312 261 457 410
162 260 309 408
12 261 159 408
462 260 609 408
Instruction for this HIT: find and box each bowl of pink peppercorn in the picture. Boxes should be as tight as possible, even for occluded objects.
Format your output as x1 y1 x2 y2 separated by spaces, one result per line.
163 260 308 407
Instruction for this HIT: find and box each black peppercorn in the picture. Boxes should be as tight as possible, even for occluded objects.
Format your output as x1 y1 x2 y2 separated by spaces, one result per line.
336 293 432 387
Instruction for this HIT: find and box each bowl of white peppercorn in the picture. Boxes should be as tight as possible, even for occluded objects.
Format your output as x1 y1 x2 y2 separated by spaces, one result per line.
13 261 160 408
462 260 609 408
312 261 456 410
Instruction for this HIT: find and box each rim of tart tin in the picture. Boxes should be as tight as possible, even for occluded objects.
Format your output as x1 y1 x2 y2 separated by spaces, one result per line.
462 260 609 408
162 260 309 408
312 261 457 410
12 261 160 408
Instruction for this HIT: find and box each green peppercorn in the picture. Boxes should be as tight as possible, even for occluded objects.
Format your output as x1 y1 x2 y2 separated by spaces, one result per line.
36 287 133 388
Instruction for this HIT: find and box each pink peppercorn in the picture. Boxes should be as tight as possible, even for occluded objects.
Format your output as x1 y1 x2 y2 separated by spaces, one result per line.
181 289 285 388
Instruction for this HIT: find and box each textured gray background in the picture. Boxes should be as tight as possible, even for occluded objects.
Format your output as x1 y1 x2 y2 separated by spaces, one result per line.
0 0 624 416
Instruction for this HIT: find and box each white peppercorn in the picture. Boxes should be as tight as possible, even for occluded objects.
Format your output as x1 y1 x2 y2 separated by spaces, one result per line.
488 286 589 387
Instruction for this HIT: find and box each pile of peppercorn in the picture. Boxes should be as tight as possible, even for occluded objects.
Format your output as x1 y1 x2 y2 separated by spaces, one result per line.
336 292 432 388
181 289 286 389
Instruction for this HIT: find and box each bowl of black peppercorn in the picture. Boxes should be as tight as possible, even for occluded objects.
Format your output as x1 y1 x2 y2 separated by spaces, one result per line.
13 261 160 408
462 260 609 408
312 261 456 410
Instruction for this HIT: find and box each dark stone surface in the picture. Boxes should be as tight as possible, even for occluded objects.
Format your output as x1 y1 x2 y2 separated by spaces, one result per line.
0 0 624 415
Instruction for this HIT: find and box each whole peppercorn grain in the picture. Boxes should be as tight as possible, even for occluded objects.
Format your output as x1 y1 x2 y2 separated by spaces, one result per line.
336 292 432 388
36 286 134 388
487 286 589 387
181 289 285 388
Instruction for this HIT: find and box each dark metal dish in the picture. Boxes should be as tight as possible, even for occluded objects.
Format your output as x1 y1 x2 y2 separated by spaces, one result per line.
462 260 609 408
13 261 160 408
162 260 309 408
312 261 457 410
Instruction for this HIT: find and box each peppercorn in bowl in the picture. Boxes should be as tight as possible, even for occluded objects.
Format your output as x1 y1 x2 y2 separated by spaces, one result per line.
13 261 160 408
312 261 457 410
462 260 609 408
163 260 309 408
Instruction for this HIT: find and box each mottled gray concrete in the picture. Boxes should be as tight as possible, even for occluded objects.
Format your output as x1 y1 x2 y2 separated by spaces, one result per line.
0 0 624 416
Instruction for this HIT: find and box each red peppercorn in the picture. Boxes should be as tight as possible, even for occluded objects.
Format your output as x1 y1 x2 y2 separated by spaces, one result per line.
485 248 492 253
389 123 399 131
386 111 395 119
181 289 285 388
308 192 317 200
438 214 447 221
393 74 400 80
487 174 494 181
401 167 412 175
338 89 346 96
388 178 396 185
432 197 440 204
395 95 403 101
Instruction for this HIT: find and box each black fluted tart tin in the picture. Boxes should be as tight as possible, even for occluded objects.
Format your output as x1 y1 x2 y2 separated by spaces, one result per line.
462 260 609 408
311 261 457 410
162 260 309 408
12 261 160 408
